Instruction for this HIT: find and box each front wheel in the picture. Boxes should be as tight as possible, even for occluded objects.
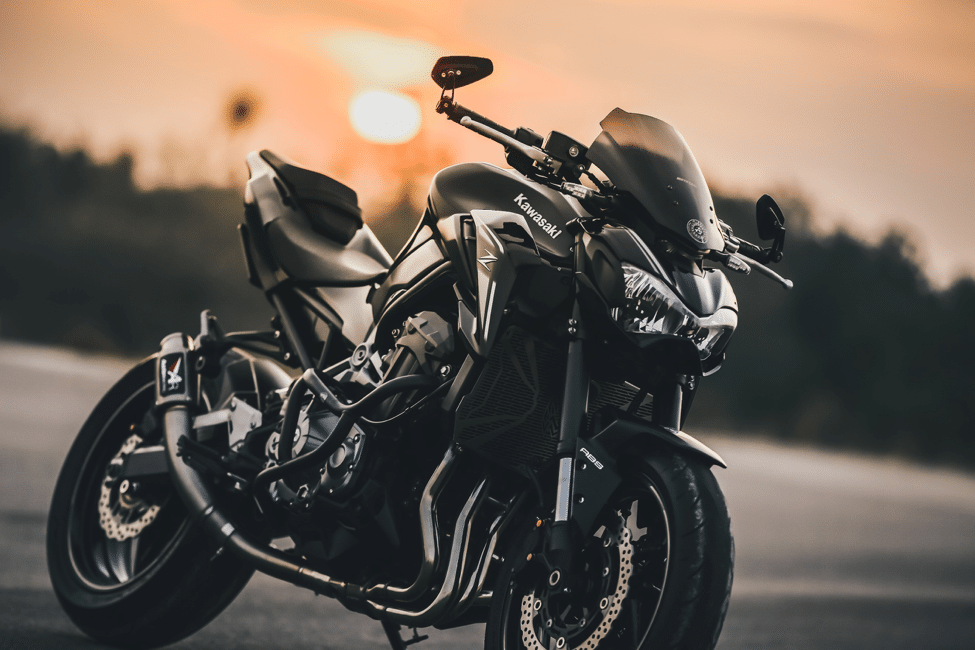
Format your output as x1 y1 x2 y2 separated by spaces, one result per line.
485 449 733 650
47 358 254 649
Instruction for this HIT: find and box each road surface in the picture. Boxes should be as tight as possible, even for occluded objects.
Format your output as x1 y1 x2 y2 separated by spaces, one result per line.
1 341 974 649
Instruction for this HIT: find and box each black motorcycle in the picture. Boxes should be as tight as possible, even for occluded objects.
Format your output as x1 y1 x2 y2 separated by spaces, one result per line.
47 56 790 650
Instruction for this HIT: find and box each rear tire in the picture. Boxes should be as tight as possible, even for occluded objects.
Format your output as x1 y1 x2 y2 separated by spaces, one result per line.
47 358 254 649
485 447 733 650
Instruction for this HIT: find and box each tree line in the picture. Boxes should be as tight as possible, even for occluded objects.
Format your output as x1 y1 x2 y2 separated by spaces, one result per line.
1 125 971 466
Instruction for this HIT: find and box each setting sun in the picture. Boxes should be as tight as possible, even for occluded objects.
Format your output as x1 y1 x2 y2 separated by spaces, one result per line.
349 90 421 144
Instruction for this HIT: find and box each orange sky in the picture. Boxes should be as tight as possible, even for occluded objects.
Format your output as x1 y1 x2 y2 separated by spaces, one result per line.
1 0 973 285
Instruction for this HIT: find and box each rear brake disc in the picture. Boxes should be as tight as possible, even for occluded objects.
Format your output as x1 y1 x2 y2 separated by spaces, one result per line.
98 433 161 541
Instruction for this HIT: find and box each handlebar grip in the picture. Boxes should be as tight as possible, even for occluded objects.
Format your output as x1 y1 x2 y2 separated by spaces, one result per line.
735 239 764 259
438 99 516 139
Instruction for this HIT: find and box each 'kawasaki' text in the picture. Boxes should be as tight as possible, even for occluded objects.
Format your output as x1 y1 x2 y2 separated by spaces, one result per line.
514 193 562 239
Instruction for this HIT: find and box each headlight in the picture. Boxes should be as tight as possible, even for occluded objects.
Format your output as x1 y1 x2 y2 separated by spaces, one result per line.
611 263 737 360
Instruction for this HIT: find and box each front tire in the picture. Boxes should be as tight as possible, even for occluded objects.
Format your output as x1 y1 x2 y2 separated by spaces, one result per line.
486 448 733 650
47 358 254 649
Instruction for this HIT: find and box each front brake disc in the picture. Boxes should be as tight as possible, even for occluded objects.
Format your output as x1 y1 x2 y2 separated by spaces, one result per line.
520 514 633 650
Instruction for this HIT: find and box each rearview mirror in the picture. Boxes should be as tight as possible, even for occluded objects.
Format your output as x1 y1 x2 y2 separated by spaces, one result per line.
756 194 786 262
431 56 494 90
756 194 785 241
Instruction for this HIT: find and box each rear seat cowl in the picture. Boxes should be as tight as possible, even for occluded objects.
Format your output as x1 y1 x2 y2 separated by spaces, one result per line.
259 150 363 244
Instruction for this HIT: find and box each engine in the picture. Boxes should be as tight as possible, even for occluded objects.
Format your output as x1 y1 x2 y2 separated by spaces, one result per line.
265 402 369 506
264 310 455 504
252 310 457 569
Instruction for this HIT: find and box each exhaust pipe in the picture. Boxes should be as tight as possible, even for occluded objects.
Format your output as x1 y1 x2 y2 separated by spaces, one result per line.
163 404 360 595
369 477 490 626
444 492 522 622
364 446 459 602
158 333 370 598
157 333 503 623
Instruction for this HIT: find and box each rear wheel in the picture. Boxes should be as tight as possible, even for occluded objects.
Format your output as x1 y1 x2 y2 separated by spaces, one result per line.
47 358 254 649
486 449 733 650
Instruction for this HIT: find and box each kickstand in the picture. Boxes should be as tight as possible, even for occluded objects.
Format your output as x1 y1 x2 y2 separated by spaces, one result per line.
380 618 429 650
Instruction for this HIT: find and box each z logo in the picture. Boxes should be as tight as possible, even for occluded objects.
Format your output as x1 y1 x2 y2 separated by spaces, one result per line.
478 250 498 270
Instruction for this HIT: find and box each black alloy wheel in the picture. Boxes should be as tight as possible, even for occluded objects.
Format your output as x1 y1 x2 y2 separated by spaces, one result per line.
486 449 733 650
47 358 253 649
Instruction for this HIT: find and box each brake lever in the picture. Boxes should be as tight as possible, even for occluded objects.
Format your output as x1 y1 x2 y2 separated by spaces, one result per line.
745 255 793 290
710 249 793 289
727 252 792 290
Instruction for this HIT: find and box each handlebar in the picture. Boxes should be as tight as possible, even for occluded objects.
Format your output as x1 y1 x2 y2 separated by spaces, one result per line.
437 98 516 139
443 97 790 291
734 238 765 259
443 102 621 212
459 116 561 173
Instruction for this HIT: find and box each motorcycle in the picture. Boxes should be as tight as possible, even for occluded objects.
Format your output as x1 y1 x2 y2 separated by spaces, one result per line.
47 56 791 650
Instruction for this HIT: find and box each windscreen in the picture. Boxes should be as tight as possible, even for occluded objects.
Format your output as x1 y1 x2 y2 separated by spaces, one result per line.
587 108 724 252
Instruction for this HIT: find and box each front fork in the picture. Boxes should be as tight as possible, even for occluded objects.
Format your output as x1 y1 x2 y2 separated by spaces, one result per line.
545 233 591 586
546 299 588 586
544 234 692 587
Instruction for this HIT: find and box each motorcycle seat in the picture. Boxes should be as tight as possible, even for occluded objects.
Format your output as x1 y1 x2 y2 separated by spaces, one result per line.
260 150 363 245
266 215 389 287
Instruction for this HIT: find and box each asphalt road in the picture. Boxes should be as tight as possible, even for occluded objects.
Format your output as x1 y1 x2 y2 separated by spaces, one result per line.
2 341 974 650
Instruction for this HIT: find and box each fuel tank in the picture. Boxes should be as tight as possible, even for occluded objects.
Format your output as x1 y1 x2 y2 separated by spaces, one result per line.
428 162 585 261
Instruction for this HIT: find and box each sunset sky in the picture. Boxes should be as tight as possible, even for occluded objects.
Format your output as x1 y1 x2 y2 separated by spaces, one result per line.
1 0 973 285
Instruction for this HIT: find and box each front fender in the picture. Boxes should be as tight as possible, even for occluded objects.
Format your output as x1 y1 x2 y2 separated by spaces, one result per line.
590 409 726 468
569 410 725 537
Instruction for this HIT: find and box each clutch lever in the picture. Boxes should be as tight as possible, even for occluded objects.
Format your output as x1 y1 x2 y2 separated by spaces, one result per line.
459 116 561 173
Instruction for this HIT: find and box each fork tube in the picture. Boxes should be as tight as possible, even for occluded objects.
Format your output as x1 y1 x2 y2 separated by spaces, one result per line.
555 300 588 521
554 232 590 520
548 303 587 584
548 235 590 583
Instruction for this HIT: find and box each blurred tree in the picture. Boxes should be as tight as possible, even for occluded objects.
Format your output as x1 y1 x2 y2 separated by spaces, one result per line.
1 124 972 467
0 126 271 353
